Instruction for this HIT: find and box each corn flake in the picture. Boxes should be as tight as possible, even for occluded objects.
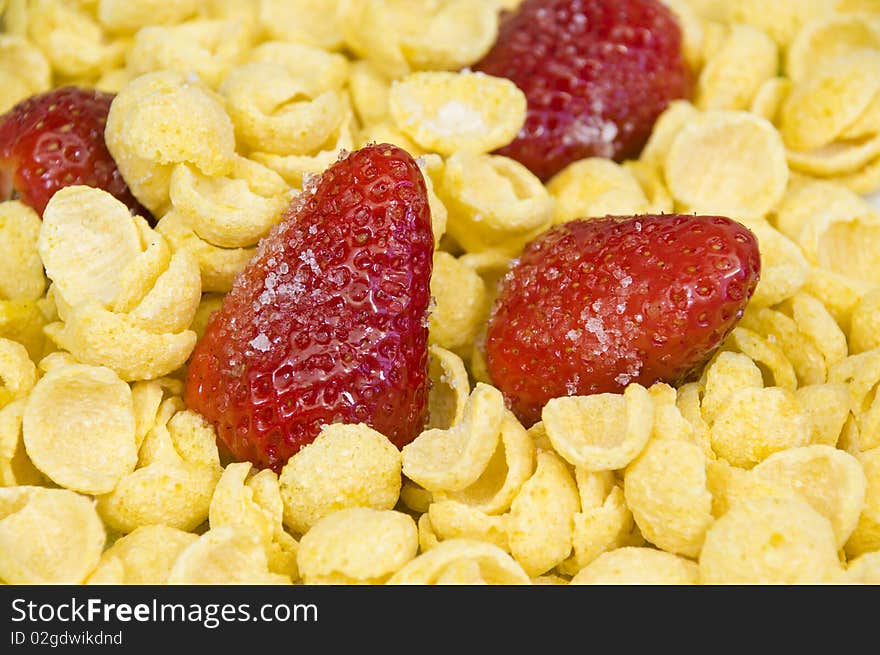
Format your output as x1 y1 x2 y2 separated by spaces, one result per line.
570 547 700 585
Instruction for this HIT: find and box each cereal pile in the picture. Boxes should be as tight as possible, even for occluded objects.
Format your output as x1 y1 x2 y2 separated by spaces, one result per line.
2 0 880 585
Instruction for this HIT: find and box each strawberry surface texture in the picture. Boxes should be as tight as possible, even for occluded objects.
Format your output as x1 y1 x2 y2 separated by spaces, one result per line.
484 214 761 427
474 0 693 182
184 144 434 472
0 86 150 221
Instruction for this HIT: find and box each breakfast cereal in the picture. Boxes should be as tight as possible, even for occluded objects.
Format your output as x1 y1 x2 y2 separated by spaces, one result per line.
0 0 879 586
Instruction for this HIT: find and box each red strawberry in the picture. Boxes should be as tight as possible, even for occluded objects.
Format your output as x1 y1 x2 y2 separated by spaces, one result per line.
0 86 151 222
474 0 693 182
484 214 761 426
184 144 434 472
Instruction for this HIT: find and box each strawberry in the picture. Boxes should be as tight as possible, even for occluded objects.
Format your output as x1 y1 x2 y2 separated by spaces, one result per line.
184 144 434 472
474 0 693 182
484 214 761 426
0 86 151 221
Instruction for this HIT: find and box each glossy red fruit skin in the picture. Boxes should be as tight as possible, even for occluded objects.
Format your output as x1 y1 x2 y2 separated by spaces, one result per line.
475 0 693 182
484 214 761 427
184 144 434 472
0 86 151 221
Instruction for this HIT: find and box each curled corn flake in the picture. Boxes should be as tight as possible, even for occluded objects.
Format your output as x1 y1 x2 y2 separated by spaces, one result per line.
699 350 764 426
725 325 798 391
546 158 651 225
0 337 36 406
639 99 699 169
426 344 470 431
156 210 256 293
664 110 789 218
726 0 837 50
0 486 105 584
259 0 344 51
845 446 880 558
96 0 202 34
505 450 580 577
434 410 535 515
89 524 198 585
387 538 530 585
105 70 236 216
624 439 713 558
169 158 290 249
699 497 842 584
298 508 417 585
846 551 880 584
560 484 635 575
38 186 144 309
439 151 553 255
786 13 880 84
0 201 46 302
696 24 779 112
390 71 526 156
786 292 848 371
849 288 880 353
23 363 137 495
427 500 509 552
0 34 51 114
710 386 811 468
279 423 401 535
417 512 440 553
0 399 43 487
739 306 826 386
220 62 347 157
570 547 700 585
752 445 867 549
428 252 489 355
348 60 391 126
542 383 654 472
401 382 504 492
795 383 851 447
168 525 290 585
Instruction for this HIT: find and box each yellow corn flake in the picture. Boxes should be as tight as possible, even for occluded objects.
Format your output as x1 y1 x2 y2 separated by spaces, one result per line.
785 12 880 84
739 306 827 385
38 186 145 309
706 457 799 518
781 50 880 152
750 76 792 122
389 71 526 156
546 158 651 225
727 0 838 49
434 410 535 515
88 525 198 585
752 445 867 549
696 24 779 111
828 348 880 417
167 525 290 585
725 326 798 390
169 157 291 249
699 350 764 426
348 59 391 127
624 439 714 558
710 386 811 468
542 383 654 472
664 110 789 218
0 201 46 302
785 292 849 370
279 423 402 535
639 100 700 170
439 151 553 255
660 0 705 71
560 483 636 575
0 399 43 487
845 445 880 558
156 210 256 293
570 547 700 585
795 383 852 447
126 19 253 89
428 252 489 355
0 34 51 114
399 479 432 515
0 486 105 584
699 496 843 583
505 450 580 577
802 266 869 331
417 512 440 553
22 363 137 495
387 538 530 585
846 551 880 584
0 298 54 364
0 337 36 408
401 382 504 492
97 0 202 34
622 159 675 213
342 0 498 78
736 217 809 309
297 508 418 584
427 500 508 551
426 344 470 431
105 70 236 216
849 288 880 353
